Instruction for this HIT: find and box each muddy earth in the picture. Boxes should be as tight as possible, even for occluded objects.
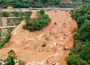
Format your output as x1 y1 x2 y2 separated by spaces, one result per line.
0 10 77 65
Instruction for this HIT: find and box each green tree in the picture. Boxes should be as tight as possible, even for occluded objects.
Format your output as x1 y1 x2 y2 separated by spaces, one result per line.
39 9 45 14
72 3 90 27
4 56 15 65
2 0 13 7
80 41 90 64
4 50 15 65
41 0 48 3
79 20 90 41
67 3 90 65
24 10 51 31
67 54 89 65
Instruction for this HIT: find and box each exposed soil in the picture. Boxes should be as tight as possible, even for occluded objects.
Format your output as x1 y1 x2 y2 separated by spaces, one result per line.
0 10 77 65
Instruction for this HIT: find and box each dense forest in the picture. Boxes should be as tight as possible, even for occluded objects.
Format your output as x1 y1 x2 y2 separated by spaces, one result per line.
0 0 90 8
67 2 90 65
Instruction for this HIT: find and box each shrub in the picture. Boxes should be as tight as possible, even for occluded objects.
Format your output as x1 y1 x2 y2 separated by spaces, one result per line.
24 10 51 31
0 31 2 37
0 50 25 65
12 11 32 17
39 9 45 14
8 50 16 59
4 56 15 65
4 50 15 65
0 29 12 48
12 11 20 17
2 12 9 17
23 12 32 17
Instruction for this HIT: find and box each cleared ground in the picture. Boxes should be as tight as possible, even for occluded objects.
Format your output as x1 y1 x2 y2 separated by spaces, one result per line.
0 10 77 65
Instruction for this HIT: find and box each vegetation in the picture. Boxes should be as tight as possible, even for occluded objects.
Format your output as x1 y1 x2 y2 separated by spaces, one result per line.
0 0 90 8
67 54 89 65
24 10 51 31
67 3 90 65
0 11 32 26
4 50 15 65
0 50 26 65
1 11 32 17
2 12 9 17
0 0 76 8
71 3 90 27
0 31 1 37
0 29 12 48
0 11 32 48
0 1 90 65
79 41 90 64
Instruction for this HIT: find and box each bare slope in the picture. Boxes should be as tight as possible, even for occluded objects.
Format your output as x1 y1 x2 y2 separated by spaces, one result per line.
0 10 77 65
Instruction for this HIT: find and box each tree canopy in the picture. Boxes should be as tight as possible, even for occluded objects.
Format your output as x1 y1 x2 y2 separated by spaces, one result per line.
67 2 90 65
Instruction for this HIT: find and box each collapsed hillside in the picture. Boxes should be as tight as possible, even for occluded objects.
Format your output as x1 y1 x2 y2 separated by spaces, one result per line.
0 10 77 65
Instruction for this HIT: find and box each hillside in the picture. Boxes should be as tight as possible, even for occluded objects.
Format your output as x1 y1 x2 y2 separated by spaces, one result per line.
0 10 77 65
